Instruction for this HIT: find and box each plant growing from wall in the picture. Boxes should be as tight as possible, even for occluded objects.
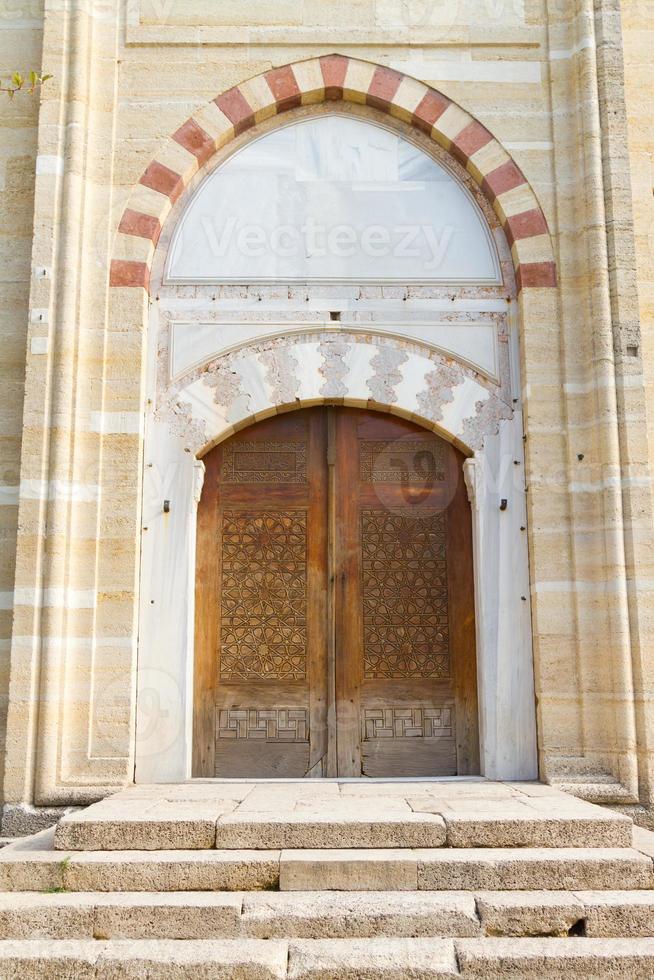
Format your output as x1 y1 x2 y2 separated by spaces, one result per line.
1 70 51 97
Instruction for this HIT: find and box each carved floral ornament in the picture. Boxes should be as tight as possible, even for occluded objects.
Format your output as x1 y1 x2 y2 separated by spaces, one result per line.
154 333 513 456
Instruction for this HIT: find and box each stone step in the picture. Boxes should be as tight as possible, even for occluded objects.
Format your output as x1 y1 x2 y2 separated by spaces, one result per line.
0 890 479 939
1 830 651 893
2 889 654 940
53 793 632 850
281 847 653 892
54 808 450 851
476 889 654 938
3 937 654 978
0 830 280 893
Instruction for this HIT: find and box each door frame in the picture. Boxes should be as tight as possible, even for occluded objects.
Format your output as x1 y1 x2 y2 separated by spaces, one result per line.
135 328 537 784
192 406 479 779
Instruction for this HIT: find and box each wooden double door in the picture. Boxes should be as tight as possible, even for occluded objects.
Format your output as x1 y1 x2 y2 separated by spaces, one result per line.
193 407 478 778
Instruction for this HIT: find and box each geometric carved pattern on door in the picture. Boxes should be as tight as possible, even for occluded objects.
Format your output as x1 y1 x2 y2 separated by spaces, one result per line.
361 510 450 679
359 439 446 484
221 441 307 483
219 511 307 680
217 707 309 741
363 705 454 739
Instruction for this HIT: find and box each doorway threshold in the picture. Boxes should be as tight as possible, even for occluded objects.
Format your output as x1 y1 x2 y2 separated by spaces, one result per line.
184 775 494 784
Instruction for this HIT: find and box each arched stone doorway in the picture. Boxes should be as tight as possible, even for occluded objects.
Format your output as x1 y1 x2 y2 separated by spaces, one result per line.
193 407 478 779
134 90 539 785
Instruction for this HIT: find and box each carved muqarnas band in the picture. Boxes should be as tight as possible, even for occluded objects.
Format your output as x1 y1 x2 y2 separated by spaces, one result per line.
363 706 453 739
219 510 307 680
217 708 309 742
222 441 307 483
361 510 450 679
359 439 446 485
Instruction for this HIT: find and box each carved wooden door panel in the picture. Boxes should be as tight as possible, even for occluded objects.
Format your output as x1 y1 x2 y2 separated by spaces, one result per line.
194 407 478 778
194 410 328 777
333 410 478 777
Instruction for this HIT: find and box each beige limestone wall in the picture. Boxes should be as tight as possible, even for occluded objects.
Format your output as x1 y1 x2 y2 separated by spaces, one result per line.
1 0 653 811
623 5 654 533
0 1 44 802
622 0 654 808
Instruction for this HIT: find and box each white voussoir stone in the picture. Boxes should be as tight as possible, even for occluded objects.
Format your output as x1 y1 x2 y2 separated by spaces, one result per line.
454 937 654 977
280 849 418 891
241 891 480 939
416 847 654 891
215 811 447 849
287 937 460 978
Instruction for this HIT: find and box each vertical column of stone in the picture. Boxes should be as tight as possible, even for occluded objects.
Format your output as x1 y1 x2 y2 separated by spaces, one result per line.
3 0 123 813
0 1 45 816
535 0 638 801
592 0 654 803
519 4 585 791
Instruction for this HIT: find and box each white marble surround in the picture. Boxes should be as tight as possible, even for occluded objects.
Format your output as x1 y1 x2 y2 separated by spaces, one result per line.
135 112 537 785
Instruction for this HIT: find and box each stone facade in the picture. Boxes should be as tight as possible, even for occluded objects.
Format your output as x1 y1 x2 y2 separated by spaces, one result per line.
0 0 653 821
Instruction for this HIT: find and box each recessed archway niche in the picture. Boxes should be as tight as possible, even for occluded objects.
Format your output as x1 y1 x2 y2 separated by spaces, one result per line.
136 104 537 783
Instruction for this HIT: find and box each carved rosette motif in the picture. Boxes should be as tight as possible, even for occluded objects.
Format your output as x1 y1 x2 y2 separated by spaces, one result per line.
360 510 450 679
219 511 307 680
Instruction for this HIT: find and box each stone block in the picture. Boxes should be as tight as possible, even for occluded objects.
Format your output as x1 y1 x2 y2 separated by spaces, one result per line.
55 800 237 850
455 937 654 977
438 811 632 849
0 940 102 978
98 939 288 978
0 828 69 891
287 937 460 978
576 890 654 938
64 849 280 892
0 893 96 939
215 812 446 849
92 892 243 939
416 848 654 891
476 890 585 937
280 849 417 892
242 891 480 939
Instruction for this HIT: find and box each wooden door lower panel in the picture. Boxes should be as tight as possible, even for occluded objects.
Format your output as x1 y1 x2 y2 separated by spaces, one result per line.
214 683 310 778
360 681 456 777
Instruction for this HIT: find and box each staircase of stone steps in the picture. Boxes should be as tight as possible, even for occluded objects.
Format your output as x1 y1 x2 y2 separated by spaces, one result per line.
1 780 654 977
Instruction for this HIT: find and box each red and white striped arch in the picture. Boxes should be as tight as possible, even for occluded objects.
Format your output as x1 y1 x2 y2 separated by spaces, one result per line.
110 54 555 294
